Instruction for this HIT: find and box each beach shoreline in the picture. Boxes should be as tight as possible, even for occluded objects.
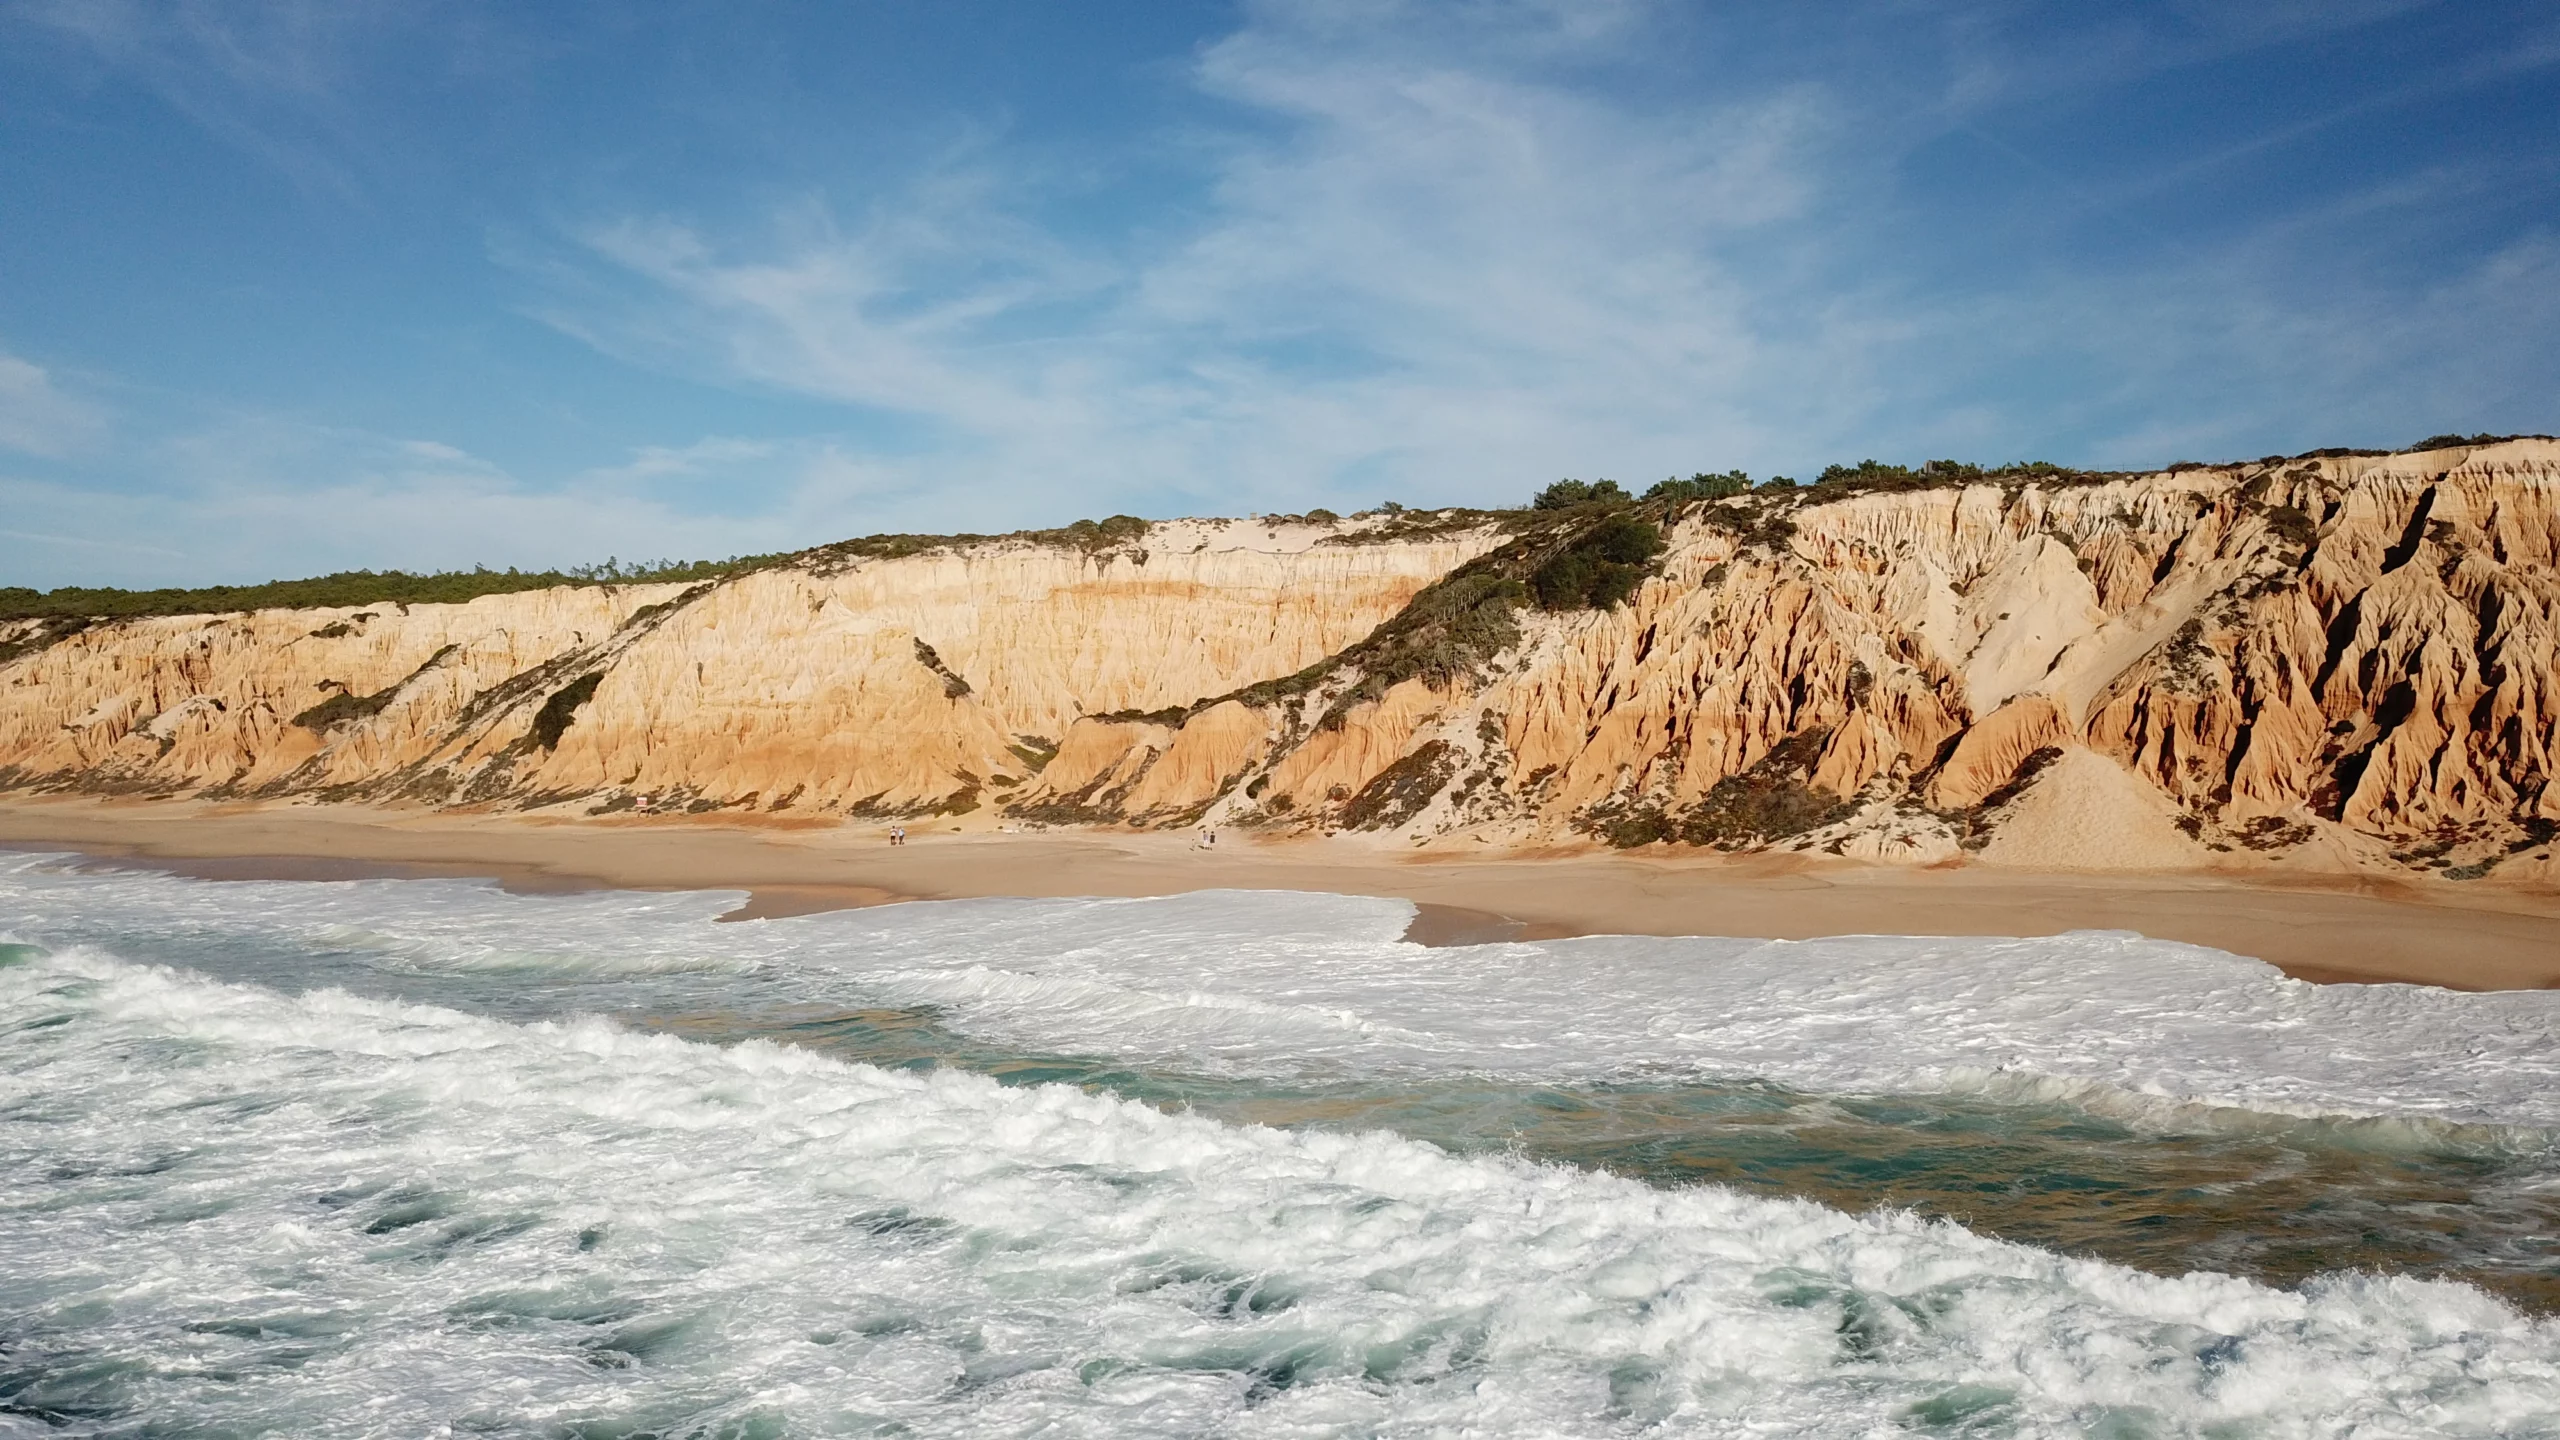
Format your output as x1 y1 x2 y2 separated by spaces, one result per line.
3 792 2555 991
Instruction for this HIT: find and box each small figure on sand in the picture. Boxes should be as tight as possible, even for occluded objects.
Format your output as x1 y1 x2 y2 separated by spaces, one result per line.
1197 827 1217 849
889 825 906 846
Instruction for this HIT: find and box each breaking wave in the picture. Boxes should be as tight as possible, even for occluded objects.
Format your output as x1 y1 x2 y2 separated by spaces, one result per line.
4 940 2556 1437
9 859 2558 1128
6 856 2560 1434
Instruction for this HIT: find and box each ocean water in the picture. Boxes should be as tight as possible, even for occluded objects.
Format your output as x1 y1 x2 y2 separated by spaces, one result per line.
3 853 2558 1437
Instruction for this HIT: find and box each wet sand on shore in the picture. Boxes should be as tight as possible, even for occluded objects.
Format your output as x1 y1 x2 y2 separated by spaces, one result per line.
3 794 2554 990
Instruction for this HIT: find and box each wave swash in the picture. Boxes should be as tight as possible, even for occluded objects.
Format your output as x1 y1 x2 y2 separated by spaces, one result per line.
3 855 2558 1436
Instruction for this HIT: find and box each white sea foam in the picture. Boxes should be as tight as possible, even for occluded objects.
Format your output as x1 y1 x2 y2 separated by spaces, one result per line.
5 858 2557 1130
3 940 2556 1437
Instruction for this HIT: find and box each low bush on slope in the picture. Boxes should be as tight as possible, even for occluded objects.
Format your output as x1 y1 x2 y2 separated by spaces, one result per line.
0 556 776 623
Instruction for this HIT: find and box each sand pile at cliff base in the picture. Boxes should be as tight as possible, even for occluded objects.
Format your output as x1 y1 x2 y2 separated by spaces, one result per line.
1977 747 2215 871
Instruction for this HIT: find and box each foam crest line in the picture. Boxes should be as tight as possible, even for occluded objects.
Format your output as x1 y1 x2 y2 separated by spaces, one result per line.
4 942 2556 1438
7 862 2559 1129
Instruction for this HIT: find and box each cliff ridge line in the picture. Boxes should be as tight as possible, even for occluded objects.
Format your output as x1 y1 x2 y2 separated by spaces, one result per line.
5 444 2558 886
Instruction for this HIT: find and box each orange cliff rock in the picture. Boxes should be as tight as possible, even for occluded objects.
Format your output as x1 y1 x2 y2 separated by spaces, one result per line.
996 440 2560 884
5 443 2558 885
0 515 1496 817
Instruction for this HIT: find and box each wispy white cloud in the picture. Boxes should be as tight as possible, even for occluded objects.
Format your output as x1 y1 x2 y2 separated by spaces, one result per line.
573 436 777 489
3 0 416 200
0 350 107 457
1919 0 2442 124
1 416 841 589
2063 230 2560 464
512 0 2558 516
518 1 1862 518
0 526 185 560
10 0 2553 587
13 0 377 95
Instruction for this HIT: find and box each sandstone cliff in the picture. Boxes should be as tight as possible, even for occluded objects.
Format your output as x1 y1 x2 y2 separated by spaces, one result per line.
6 442 2557 883
0 515 1497 817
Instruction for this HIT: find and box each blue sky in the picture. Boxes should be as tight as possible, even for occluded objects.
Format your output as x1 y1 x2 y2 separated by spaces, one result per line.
3 0 2556 587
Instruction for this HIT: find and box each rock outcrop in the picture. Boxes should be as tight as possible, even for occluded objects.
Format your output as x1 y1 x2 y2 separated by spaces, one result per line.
6 442 2557 882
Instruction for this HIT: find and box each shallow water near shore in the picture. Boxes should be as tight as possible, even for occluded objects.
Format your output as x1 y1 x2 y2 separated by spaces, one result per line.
5 853 2559 1436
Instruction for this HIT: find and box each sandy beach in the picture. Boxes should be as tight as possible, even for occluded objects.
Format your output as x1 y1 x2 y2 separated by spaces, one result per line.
2 793 2552 990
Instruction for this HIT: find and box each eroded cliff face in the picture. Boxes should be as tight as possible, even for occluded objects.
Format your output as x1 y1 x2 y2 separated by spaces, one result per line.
0 516 1496 816
1008 440 2560 882
6 443 2557 882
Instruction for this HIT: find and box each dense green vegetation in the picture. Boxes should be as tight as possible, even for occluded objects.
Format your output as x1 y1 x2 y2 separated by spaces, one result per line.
1807 458 2086 494
1223 567 1532 721
1643 470 1751 502
1530 479 1631 509
804 514 1154 566
1535 471 1781 511
20 438 2541 629
530 673 604 751
0 555 777 624
0 511 1183 624
2406 432 2547 451
1530 514 1664 610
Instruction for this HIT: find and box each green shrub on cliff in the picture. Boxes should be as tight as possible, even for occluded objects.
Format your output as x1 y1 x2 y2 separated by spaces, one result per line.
0 555 778 623
1531 514 1664 610
1645 471 1751 502
1531 479 1631 510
